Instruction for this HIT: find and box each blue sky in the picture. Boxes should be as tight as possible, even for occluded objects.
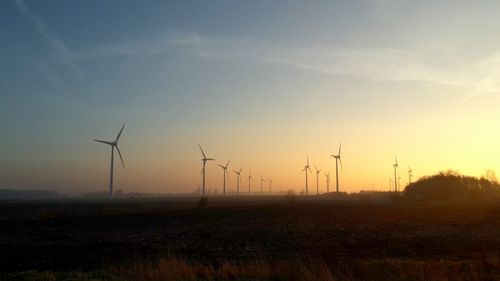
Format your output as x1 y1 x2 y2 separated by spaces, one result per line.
1 0 500 194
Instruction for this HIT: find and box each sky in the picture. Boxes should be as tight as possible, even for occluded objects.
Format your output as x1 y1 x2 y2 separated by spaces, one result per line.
1 0 500 195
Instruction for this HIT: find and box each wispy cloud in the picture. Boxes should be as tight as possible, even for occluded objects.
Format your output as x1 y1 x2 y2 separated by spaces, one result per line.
75 30 500 98
38 62 60 87
15 0 83 84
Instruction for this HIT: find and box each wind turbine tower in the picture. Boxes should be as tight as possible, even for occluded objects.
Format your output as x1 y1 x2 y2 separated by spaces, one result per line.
315 166 321 195
408 164 413 185
199 145 215 196
218 160 230 195
93 123 125 198
248 169 253 194
302 155 311 195
233 167 243 195
324 171 331 193
393 155 399 192
260 175 264 193
330 143 343 192
268 178 273 193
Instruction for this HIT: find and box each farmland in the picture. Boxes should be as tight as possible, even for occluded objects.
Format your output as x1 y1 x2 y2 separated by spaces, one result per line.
2 196 500 280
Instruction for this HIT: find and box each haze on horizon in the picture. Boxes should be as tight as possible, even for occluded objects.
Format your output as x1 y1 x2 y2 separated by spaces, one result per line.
1 0 500 195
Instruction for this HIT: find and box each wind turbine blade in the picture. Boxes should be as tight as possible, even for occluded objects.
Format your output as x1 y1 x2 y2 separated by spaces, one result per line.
339 158 343 171
218 164 225 169
198 145 207 158
116 123 125 142
207 158 215 161
93 139 113 145
226 160 230 168
338 142 341 155
395 154 398 166
116 146 125 168
239 167 243 173
307 154 309 166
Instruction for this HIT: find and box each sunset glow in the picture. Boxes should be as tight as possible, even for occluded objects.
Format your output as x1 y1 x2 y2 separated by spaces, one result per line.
1 0 500 195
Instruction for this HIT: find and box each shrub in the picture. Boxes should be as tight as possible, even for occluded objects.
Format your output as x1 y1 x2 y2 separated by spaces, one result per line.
285 190 297 204
197 197 208 208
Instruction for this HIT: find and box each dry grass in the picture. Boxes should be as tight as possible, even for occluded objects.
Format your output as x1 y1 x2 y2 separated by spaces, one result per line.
4 256 500 280
109 255 500 281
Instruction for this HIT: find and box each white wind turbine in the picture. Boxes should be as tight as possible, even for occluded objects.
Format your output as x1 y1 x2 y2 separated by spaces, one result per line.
302 155 311 195
233 166 243 195
93 123 125 198
218 160 230 195
393 155 399 192
260 175 265 193
330 143 343 192
315 165 321 195
324 171 331 193
199 145 215 196
248 169 253 194
408 164 413 185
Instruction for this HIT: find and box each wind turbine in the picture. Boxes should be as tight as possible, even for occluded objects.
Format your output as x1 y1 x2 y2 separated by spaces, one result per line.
248 169 253 194
233 166 243 195
218 160 230 196
268 178 273 193
93 123 125 199
302 155 311 195
199 145 215 196
408 164 413 185
393 155 399 192
330 143 343 192
324 171 331 193
315 165 321 195
260 175 265 193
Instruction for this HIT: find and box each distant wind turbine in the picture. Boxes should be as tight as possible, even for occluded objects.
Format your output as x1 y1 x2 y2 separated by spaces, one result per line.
393 155 399 192
315 165 321 195
260 175 265 193
330 143 343 192
233 166 243 195
324 171 331 193
218 160 230 196
199 145 215 196
408 164 413 185
302 155 311 195
248 169 253 194
268 178 273 193
93 123 125 199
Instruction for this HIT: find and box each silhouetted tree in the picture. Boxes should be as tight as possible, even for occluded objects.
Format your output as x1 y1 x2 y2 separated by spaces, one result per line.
404 170 500 201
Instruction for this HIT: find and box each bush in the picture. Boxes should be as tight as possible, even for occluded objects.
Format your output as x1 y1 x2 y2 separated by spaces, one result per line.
197 197 208 208
285 190 297 205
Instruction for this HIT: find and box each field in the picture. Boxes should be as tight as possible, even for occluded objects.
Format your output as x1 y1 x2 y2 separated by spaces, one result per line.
2 196 500 280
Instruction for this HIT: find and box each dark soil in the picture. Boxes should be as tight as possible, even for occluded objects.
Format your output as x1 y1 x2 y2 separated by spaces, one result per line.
1 197 500 273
